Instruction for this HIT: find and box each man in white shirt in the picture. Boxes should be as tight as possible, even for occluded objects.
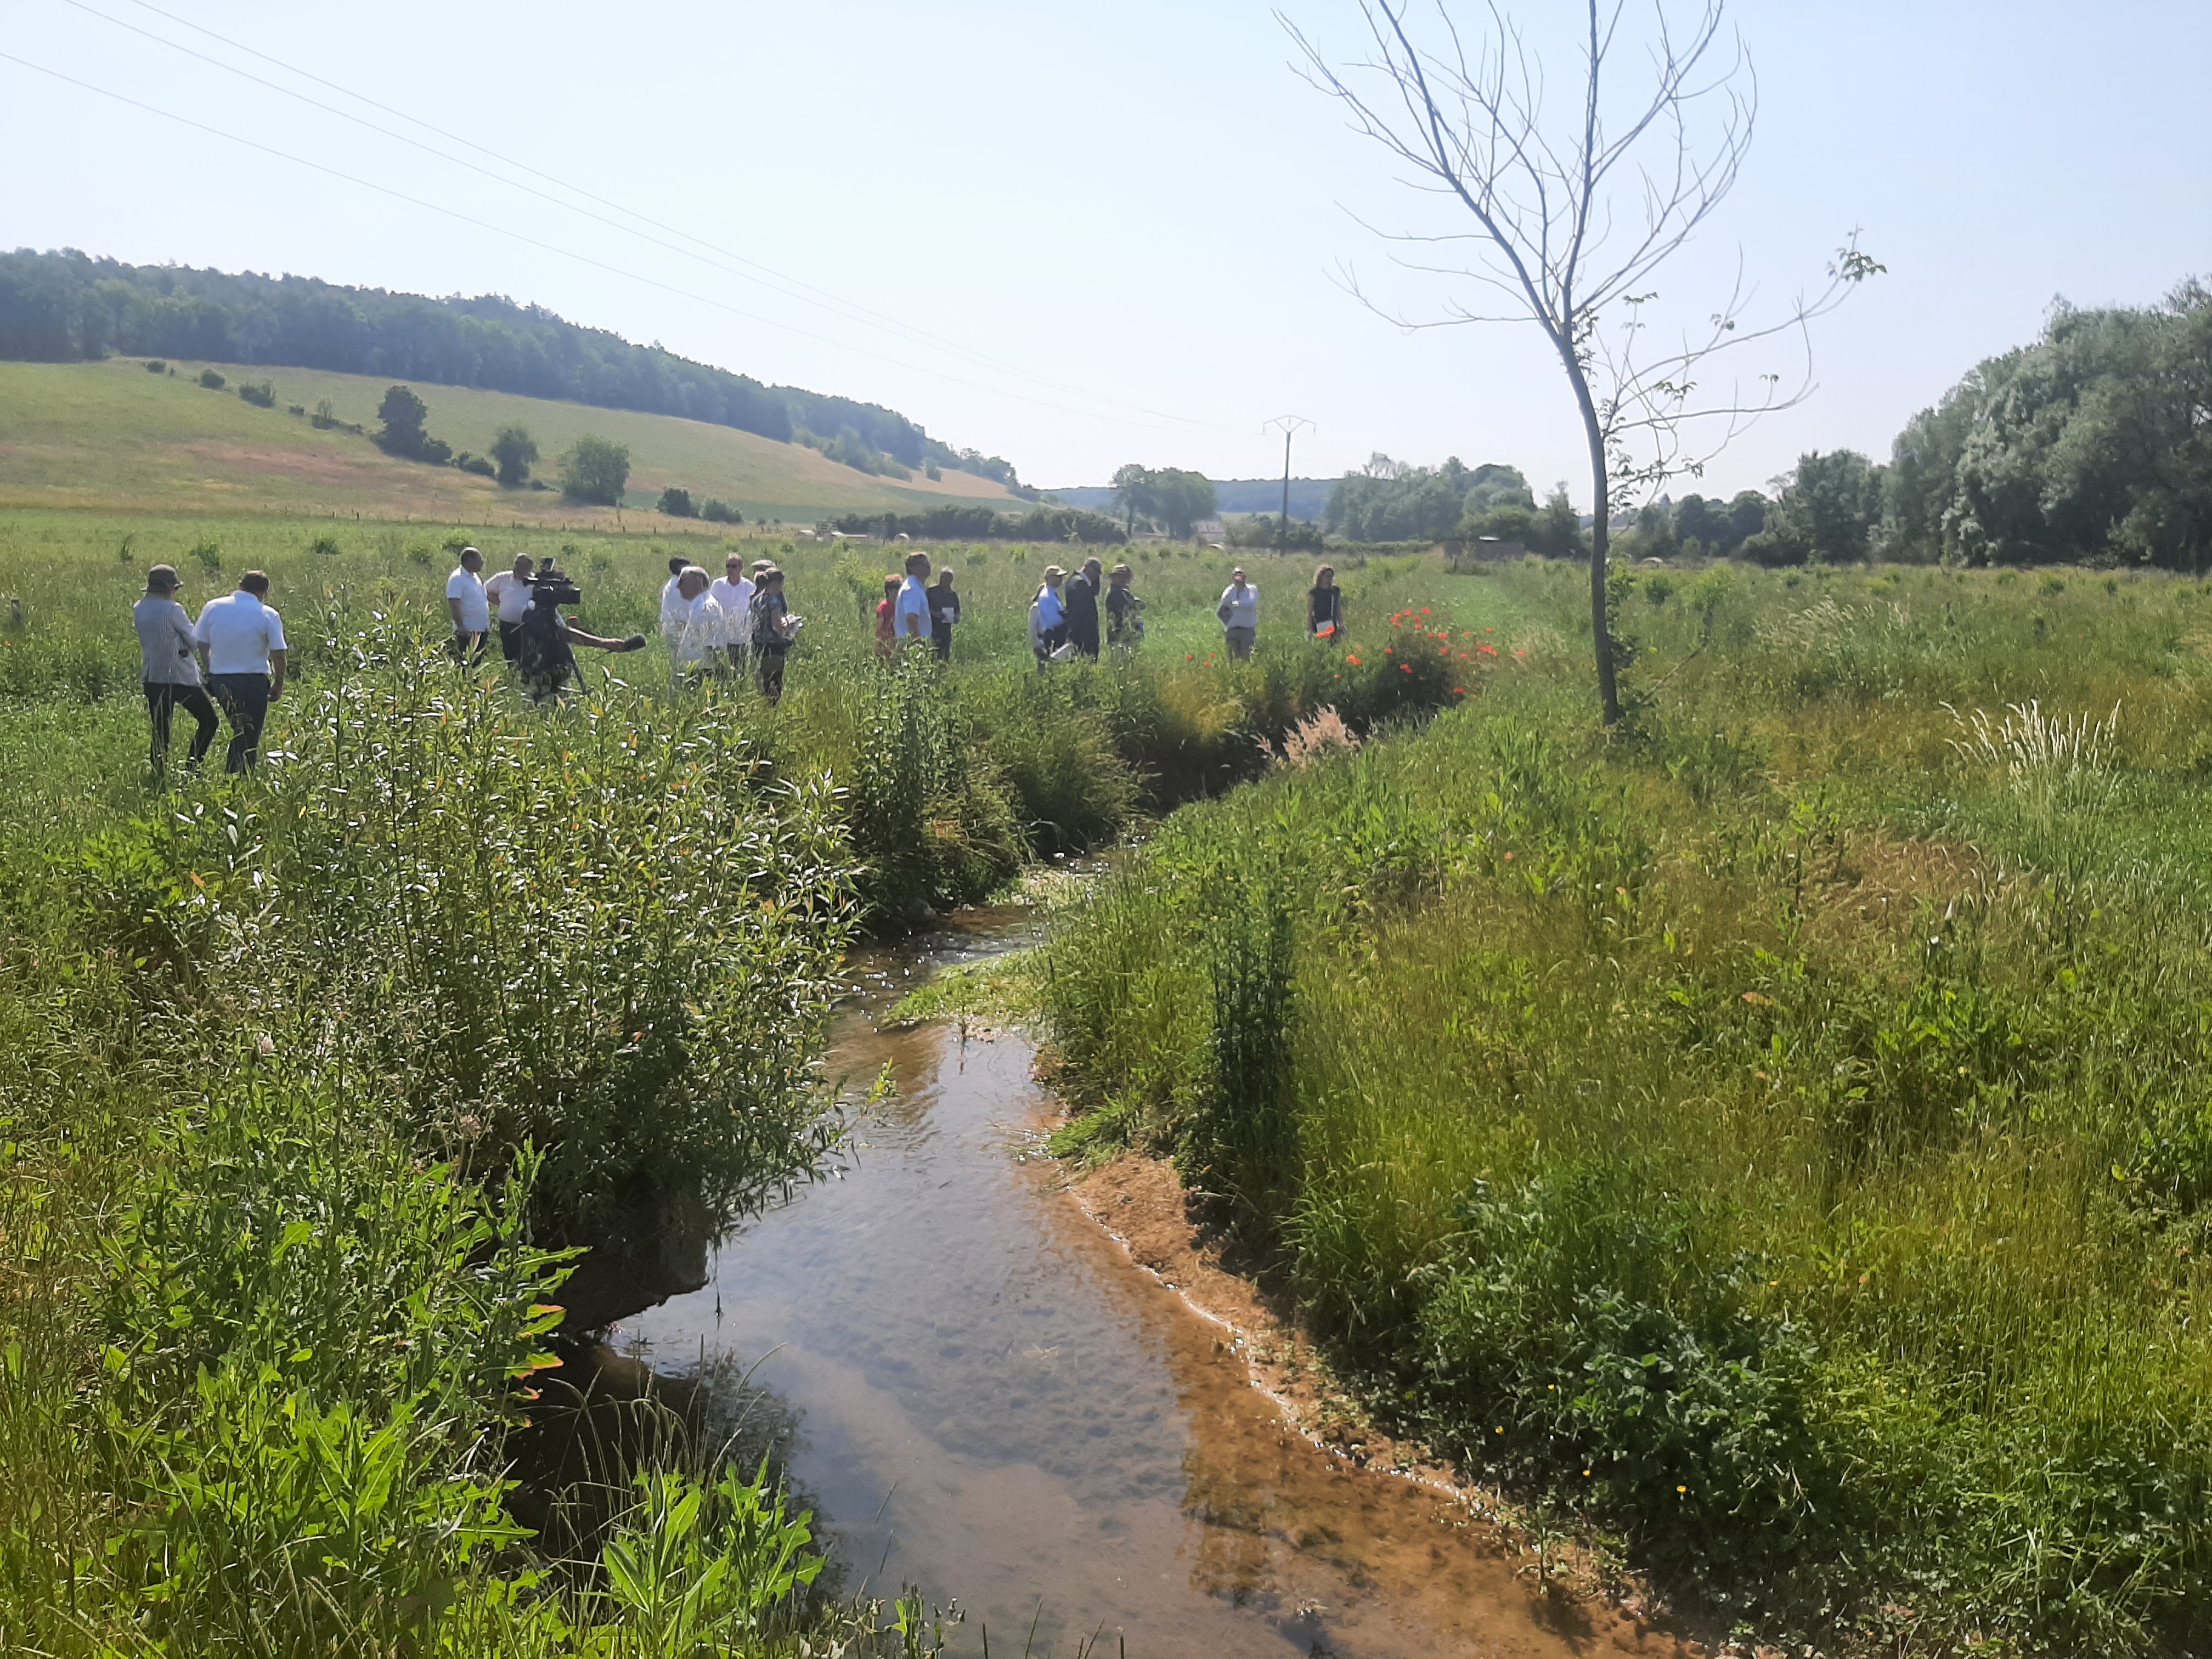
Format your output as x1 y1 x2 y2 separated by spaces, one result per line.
134 563 218 777
193 570 288 772
1217 567 1260 661
483 553 535 661
894 551 933 648
668 566 726 683
657 555 691 640
445 545 489 664
709 552 755 675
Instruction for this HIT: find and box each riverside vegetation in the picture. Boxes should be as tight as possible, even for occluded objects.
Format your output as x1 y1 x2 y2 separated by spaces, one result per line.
1041 556 2212 1657
0 507 1473 1655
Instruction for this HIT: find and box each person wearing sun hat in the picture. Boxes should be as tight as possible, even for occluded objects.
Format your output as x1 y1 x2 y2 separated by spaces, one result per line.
134 563 219 777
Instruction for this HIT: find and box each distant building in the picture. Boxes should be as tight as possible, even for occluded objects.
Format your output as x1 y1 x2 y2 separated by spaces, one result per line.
1193 519 1226 540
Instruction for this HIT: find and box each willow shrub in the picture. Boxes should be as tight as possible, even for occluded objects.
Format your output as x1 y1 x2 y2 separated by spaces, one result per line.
75 620 862 1249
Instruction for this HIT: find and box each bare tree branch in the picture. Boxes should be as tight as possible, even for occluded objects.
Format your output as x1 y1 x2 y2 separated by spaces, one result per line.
1281 0 1881 723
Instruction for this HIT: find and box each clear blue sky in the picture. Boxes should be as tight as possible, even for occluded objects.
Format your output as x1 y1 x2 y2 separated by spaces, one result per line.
7 1 2208 502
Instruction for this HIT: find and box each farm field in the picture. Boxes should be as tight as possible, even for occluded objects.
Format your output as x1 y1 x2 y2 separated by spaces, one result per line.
1041 556 2212 1655
0 357 1025 523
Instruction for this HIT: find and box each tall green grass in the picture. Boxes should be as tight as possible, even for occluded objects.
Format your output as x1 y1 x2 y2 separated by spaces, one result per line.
0 504 1524 1654
1041 557 2212 1655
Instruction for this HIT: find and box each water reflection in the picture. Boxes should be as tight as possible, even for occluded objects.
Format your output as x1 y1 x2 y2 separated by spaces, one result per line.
619 918 1684 1658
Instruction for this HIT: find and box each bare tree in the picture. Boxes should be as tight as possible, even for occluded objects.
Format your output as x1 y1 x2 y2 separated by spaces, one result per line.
1285 0 1882 723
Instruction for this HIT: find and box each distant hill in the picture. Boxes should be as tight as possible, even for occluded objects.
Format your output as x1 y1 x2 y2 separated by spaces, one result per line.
0 358 1025 523
1046 477 1336 520
0 249 1026 491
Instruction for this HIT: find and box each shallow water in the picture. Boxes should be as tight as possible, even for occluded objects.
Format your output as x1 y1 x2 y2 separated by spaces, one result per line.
623 912 1672 1658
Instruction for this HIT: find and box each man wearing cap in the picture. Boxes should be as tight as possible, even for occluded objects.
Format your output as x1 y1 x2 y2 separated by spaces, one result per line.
445 545 489 664
193 571 287 773
134 564 218 778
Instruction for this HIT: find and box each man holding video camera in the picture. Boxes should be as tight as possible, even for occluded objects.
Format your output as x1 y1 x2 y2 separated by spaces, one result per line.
514 562 644 703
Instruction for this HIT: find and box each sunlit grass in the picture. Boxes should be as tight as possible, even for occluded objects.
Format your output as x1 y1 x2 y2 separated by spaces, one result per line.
1041 555 2212 1654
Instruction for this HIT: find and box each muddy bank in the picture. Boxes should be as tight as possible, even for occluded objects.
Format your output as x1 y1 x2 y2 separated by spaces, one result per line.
1064 1154 1702 1644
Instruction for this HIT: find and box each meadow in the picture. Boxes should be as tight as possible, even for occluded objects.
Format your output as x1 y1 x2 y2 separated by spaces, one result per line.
0 358 1024 522
0 504 1475 1656
1040 555 2212 1655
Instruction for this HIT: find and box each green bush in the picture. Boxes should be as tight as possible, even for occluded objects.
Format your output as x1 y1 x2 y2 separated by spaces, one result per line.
561 435 631 506
134 641 863 1245
197 368 225 390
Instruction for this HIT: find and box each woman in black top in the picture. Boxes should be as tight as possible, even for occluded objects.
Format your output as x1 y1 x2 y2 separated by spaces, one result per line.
927 568 961 661
1308 565 1345 639
1105 563 1143 646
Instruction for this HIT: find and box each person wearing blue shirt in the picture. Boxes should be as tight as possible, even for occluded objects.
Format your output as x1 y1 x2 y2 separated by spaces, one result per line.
894 551 934 647
1029 566 1068 670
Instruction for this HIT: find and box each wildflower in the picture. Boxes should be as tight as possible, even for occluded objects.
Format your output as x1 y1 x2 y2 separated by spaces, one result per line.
1346 654 1362 665
1420 607 1430 616
1676 1485 1687 1494
1453 686 1465 694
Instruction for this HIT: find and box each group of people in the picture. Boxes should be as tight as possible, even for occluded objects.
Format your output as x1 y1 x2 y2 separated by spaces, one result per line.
132 562 288 775
651 551 804 701
136 540 1358 777
1027 557 1146 667
871 551 965 660
1024 561 1344 667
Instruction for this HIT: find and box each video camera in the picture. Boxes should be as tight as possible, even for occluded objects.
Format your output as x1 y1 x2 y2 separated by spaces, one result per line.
526 566 582 608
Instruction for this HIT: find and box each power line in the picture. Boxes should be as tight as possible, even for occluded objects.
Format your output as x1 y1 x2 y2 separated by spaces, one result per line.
70 0 1241 436
0 48 1232 440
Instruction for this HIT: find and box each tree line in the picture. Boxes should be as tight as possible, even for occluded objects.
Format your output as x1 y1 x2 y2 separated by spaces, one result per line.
828 503 1127 544
1310 278 2208 572
0 249 1026 492
1632 280 2210 568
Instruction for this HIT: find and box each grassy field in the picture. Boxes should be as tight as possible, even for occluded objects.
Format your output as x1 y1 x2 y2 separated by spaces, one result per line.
0 358 1023 523
1039 556 2212 1655
0 502 1488 1655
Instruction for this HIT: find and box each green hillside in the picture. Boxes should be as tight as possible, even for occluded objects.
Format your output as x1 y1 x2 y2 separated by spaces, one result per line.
0 358 1023 524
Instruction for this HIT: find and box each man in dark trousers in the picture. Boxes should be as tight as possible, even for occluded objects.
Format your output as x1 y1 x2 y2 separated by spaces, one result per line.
192 569 287 772
134 563 219 778
1065 556 1103 659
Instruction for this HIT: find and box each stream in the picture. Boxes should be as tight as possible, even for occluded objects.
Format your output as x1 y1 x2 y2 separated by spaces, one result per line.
618 909 1678 1658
